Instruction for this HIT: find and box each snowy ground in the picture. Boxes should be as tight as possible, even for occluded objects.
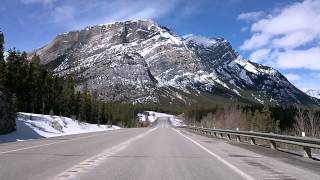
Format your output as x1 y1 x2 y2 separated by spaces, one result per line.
138 111 185 127
0 112 119 143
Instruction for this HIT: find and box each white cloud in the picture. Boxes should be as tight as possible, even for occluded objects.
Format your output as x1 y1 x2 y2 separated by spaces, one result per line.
20 0 57 5
240 27 248 32
239 0 320 70
276 47 320 70
21 0 181 29
294 75 320 90
51 6 74 23
242 0 320 51
251 0 320 40
284 73 301 81
249 48 271 63
126 8 157 20
281 71 320 90
240 33 271 50
238 0 320 90
271 31 314 49
310 72 320 78
237 11 264 21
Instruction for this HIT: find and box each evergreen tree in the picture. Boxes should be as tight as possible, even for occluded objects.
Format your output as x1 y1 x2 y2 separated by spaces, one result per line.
79 93 91 122
246 109 253 131
74 91 81 120
0 32 16 134
260 105 274 132
0 31 5 88
253 109 261 131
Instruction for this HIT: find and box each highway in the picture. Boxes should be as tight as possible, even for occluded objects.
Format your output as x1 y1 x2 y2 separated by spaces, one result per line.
0 118 320 180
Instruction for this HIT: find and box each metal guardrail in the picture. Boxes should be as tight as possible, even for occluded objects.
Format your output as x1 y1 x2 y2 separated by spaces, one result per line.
179 126 320 159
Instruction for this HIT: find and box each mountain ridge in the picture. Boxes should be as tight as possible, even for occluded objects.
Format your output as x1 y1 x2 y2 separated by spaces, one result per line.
29 20 320 107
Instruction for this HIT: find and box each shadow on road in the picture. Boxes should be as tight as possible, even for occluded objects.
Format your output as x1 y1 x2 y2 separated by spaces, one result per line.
0 120 44 143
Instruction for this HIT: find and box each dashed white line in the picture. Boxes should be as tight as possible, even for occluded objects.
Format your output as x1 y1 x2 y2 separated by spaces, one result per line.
54 127 158 180
173 128 255 180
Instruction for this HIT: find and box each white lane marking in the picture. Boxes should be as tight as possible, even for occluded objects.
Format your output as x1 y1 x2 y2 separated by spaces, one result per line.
54 127 158 180
0 130 123 154
173 129 255 180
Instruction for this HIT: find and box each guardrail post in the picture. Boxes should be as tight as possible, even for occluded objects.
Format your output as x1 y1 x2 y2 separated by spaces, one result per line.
236 135 241 142
227 134 231 140
303 146 312 158
270 141 277 150
249 137 255 145
213 132 217 137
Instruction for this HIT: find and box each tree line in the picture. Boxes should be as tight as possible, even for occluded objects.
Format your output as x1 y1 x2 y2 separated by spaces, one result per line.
183 103 320 138
0 48 167 128
0 31 179 133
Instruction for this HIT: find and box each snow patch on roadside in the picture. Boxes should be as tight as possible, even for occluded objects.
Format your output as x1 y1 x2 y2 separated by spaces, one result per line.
0 112 119 143
138 111 185 127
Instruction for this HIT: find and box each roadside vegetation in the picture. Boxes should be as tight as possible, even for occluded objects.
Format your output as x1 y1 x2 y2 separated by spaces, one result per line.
183 104 320 138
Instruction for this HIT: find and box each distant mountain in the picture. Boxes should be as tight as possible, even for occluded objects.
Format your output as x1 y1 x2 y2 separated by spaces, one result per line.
305 89 320 99
30 20 320 107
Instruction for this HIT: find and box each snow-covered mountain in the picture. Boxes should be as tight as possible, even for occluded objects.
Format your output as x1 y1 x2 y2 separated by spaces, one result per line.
305 89 320 99
30 20 319 106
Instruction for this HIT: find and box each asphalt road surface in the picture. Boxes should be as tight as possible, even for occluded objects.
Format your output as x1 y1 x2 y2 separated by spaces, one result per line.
0 118 320 180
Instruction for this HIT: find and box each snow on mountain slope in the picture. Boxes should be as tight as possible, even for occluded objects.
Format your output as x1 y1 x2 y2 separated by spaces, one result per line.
30 20 319 107
305 89 320 99
0 112 119 143
183 34 217 47
138 111 185 127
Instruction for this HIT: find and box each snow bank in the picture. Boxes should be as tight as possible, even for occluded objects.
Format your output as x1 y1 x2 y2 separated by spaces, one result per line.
138 111 185 127
0 112 119 143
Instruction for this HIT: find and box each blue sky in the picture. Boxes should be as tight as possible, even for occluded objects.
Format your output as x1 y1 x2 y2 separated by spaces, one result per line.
1 0 320 90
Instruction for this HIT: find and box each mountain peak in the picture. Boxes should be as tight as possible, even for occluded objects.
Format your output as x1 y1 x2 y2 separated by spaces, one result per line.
183 34 221 47
30 20 319 107
99 19 157 26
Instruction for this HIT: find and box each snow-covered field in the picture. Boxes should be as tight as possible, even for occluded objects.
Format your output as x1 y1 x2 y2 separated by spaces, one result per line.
0 112 119 143
138 111 185 127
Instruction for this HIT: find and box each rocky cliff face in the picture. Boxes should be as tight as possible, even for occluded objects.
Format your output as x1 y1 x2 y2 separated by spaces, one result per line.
30 20 319 106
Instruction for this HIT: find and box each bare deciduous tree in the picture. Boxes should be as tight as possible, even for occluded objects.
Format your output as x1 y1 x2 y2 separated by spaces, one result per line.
294 108 307 136
306 109 319 137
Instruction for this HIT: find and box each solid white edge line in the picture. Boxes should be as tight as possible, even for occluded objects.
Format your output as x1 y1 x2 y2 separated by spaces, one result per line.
0 130 122 154
173 128 255 180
